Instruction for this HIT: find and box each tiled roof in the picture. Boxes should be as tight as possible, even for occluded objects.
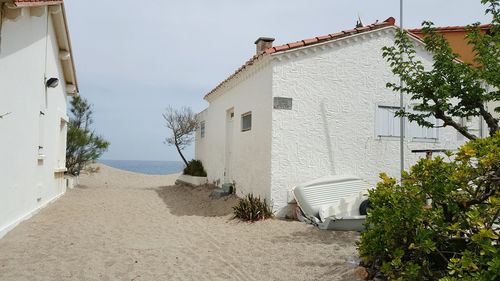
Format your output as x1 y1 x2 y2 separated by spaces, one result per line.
204 17 396 100
407 24 492 34
13 0 63 7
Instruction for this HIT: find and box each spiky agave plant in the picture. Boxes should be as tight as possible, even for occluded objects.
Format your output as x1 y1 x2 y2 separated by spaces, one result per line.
233 194 273 222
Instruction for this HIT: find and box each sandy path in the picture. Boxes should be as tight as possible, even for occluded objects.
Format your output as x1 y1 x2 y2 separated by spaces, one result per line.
0 164 360 281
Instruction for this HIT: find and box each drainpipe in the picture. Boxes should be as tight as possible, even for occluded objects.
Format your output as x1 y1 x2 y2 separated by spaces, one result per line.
0 3 4 55
399 0 405 179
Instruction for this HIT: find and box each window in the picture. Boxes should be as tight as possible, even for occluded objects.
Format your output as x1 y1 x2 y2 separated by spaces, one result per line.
408 105 438 140
241 112 252 132
376 105 439 140
200 121 205 138
375 106 401 137
410 116 438 140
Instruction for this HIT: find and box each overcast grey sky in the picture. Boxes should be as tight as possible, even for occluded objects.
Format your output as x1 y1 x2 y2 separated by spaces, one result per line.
64 0 491 162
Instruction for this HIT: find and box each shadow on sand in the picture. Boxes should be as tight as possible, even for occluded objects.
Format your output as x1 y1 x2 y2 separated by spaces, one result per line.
271 228 359 246
153 184 239 217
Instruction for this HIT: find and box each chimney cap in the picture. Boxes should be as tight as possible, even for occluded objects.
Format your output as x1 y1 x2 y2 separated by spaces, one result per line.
255 37 275 44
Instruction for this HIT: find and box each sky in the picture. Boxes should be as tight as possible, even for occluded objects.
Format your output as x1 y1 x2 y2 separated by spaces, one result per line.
64 0 491 162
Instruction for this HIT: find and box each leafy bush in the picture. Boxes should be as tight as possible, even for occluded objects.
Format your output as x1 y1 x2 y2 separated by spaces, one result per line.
233 194 273 222
358 133 499 280
183 159 207 177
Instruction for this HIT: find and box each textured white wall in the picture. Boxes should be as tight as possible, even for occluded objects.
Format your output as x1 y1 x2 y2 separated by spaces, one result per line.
196 27 479 217
0 7 69 238
196 61 273 200
270 27 466 216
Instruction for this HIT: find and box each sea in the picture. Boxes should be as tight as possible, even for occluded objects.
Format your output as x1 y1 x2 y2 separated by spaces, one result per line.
99 160 185 175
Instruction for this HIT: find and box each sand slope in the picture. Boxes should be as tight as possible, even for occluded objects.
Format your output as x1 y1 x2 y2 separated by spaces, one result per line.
0 164 361 281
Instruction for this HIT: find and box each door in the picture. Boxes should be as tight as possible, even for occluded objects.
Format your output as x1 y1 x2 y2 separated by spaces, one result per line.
224 108 234 183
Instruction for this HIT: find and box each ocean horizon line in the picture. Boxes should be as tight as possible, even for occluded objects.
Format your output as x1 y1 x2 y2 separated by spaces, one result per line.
99 159 185 163
99 159 185 175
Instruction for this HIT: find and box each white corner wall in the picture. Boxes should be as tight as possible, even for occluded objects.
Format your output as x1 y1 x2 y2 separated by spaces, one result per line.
270 28 467 216
195 61 273 200
0 7 69 238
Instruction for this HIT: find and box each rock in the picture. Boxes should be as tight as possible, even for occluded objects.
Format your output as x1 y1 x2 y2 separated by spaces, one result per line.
355 266 369 280
221 183 233 194
210 189 231 199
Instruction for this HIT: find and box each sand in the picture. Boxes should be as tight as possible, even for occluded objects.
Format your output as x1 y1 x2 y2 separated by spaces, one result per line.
0 164 361 281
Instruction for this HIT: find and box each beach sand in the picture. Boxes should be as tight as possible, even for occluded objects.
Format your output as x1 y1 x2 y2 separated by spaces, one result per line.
0 164 361 281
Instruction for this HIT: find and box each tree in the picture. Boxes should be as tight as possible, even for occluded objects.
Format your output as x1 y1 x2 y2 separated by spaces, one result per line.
162 106 197 166
66 96 110 176
358 134 500 280
382 0 499 140
357 3 500 279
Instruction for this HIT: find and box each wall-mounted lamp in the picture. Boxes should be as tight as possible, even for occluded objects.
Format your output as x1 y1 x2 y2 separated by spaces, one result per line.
46 77 59 88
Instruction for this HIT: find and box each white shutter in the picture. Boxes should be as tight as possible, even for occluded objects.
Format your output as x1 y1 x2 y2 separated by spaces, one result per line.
408 106 438 140
376 106 400 137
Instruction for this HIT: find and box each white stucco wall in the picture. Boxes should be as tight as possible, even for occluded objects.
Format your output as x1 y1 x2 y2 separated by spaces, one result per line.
0 7 69 238
195 60 273 200
270 27 466 216
197 26 486 217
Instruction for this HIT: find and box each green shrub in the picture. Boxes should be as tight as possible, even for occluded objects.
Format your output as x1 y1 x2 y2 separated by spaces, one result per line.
358 133 500 280
183 160 207 177
233 194 273 222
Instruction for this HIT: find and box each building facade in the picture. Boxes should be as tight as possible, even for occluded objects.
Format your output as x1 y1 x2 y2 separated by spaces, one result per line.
0 0 77 237
196 18 484 216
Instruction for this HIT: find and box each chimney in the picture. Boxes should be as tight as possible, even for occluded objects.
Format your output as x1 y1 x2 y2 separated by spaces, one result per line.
255 37 275 54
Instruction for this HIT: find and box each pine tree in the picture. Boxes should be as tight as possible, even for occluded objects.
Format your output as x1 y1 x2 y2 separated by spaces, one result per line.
66 96 109 176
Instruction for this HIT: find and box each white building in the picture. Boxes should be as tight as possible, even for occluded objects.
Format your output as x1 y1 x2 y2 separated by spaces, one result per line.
195 17 484 217
0 0 78 238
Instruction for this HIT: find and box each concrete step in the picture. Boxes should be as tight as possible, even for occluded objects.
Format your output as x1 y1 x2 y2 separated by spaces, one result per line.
210 189 231 199
221 183 234 194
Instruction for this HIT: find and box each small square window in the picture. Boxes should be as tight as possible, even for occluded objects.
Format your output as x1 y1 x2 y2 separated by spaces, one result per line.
200 121 205 138
241 112 252 132
376 105 401 137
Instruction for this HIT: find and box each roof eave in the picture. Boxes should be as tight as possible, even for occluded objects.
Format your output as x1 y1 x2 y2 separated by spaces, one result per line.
60 3 79 94
407 24 492 34
204 54 272 102
7 1 78 94
203 17 397 100
12 0 63 7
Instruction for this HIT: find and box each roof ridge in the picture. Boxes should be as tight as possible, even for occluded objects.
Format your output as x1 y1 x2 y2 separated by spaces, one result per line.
407 23 492 33
204 17 396 100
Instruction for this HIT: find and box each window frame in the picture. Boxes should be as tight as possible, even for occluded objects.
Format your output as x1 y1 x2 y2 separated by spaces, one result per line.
408 104 439 141
375 105 402 138
241 111 252 132
200 121 206 138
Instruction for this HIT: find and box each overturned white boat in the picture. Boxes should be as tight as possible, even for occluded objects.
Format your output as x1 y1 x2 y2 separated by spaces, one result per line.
293 176 372 231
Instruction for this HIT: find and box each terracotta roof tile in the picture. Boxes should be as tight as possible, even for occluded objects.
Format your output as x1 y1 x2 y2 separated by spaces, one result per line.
272 45 290 52
14 0 63 6
287 41 305 49
303 38 319 44
204 17 397 99
316 35 331 40
264 49 275 55
328 31 344 38
355 25 372 32
407 24 492 34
